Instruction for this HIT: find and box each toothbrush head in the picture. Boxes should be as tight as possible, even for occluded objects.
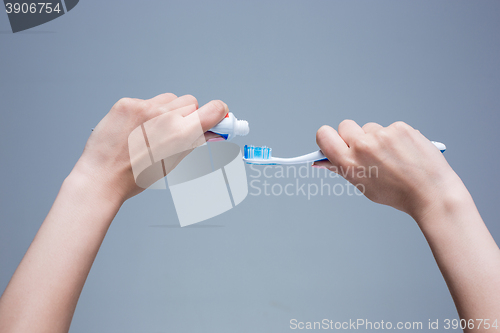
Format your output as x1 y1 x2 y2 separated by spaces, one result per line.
244 145 272 159
243 146 328 165
243 145 277 164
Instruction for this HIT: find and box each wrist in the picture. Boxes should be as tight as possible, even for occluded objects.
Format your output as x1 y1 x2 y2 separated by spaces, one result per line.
64 164 127 210
411 174 475 230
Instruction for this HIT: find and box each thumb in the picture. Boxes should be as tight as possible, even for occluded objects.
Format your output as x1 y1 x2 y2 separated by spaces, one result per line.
316 125 350 168
190 100 229 132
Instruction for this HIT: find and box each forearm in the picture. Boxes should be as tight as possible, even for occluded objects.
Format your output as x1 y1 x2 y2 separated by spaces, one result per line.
0 94 226 333
0 170 123 333
416 181 500 331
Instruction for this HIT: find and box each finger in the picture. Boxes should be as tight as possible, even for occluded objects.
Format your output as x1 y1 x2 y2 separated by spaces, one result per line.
388 121 415 132
148 92 177 106
311 159 339 173
163 94 198 113
362 122 383 134
316 125 350 167
172 104 198 117
338 119 365 147
205 132 224 142
191 100 228 132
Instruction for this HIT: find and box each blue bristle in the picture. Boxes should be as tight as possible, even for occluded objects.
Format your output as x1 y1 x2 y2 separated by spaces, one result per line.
243 145 272 159
254 146 264 159
244 145 250 159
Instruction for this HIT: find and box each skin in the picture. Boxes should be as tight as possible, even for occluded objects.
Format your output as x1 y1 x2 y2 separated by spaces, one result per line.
314 120 500 332
0 105 498 332
0 93 227 333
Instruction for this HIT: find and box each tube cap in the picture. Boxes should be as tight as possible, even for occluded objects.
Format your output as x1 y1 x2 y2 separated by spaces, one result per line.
235 120 250 136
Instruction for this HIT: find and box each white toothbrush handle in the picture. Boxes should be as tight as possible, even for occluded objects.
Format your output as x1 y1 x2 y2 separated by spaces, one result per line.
305 141 445 163
270 150 327 165
431 141 446 152
274 141 445 165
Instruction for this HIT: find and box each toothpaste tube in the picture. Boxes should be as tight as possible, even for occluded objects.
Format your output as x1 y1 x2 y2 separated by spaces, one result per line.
209 112 249 141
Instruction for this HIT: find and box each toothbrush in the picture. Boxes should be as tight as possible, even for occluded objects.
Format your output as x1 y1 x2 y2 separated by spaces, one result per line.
243 141 446 165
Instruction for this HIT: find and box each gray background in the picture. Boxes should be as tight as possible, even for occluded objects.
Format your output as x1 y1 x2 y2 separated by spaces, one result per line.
1 1 499 332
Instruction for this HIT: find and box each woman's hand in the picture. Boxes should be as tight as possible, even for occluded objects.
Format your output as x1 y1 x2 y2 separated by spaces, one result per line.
71 93 228 203
314 120 465 221
0 93 229 333
316 120 500 328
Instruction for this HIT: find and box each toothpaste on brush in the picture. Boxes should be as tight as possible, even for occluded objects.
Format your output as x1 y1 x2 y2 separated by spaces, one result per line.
209 112 249 140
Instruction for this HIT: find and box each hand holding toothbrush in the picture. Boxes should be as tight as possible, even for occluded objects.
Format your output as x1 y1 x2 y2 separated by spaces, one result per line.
314 120 452 219
314 120 500 326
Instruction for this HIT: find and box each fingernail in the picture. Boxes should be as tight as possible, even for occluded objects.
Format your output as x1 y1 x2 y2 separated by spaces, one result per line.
207 137 225 142
311 165 327 169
